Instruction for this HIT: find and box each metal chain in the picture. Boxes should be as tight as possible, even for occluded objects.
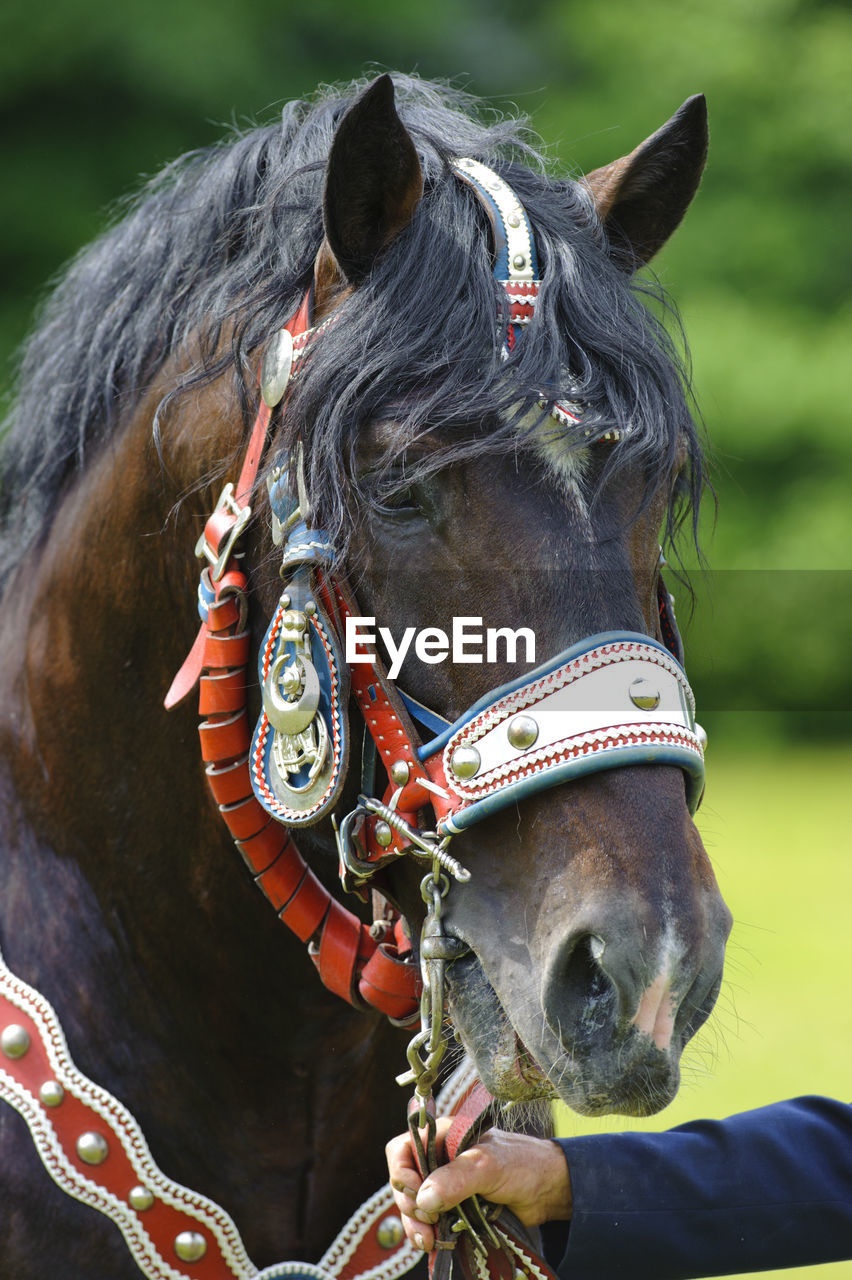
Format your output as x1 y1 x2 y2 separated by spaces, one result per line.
396 862 455 1129
395 863 513 1273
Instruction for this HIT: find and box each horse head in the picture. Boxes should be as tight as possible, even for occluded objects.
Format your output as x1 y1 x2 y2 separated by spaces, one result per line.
242 76 731 1118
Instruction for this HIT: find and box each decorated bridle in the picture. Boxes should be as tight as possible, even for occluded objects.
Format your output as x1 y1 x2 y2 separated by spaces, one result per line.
0 157 706 1280
167 154 706 1111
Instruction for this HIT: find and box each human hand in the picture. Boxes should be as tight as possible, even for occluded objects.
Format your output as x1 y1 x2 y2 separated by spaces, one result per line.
386 1121 572 1252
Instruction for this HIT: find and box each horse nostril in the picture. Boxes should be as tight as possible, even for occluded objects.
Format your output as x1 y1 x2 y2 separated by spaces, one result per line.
543 932 618 1045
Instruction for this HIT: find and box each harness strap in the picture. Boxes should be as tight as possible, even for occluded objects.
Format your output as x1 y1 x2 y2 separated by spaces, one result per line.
185 535 420 1020
0 946 255 1280
164 292 311 712
0 948 476 1280
450 158 582 427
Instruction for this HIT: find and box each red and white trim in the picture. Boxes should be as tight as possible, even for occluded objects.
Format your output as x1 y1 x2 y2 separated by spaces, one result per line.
420 638 704 833
442 640 696 795
0 945 477 1280
0 947 255 1280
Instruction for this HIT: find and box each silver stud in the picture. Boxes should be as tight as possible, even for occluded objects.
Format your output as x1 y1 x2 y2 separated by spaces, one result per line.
305 600 317 616
506 715 539 751
76 1132 109 1165
695 722 708 750
629 678 661 711
377 1214 405 1249
450 745 481 779
512 253 526 270
260 327 294 407
174 1232 207 1263
374 821 394 848
128 1185 155 1212
39 1080 64 1107
507 212 521 229
389 759 410 788
1 1024 30 1059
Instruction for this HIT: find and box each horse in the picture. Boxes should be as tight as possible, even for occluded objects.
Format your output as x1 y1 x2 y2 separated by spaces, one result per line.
0 73 731 1279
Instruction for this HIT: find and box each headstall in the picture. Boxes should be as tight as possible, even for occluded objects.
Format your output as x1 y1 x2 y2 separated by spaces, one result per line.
164 156 704 1008
0 157 707 1280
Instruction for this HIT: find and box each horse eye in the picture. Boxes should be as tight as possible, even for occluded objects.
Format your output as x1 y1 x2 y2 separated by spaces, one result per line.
379 486 420 516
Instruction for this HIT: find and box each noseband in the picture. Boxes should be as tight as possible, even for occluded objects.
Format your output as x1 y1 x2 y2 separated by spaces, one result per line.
167 158 705 1019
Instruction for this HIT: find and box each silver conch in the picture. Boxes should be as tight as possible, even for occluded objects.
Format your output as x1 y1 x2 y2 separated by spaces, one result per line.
260 327 294 408
264 651 320 734
262 606 329 794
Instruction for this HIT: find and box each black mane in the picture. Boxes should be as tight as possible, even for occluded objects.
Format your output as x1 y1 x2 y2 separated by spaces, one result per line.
0 73 703 575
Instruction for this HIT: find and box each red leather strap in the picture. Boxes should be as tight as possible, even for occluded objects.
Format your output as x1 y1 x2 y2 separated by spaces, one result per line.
325 575 454 867
254 843 310 911
164 296 420 1023
205 594 242 632
236 822 291 875
358 944 421 1021
327 578 434 807
427 1081 560 1280
202 630 251 670
444 1081 497 1160
205 757 253 806
199 670 249 716
312 901 368 1006
164 293 310 712
165 624 206 709
278 868 331 942
199 710 251 763
218 794 270 842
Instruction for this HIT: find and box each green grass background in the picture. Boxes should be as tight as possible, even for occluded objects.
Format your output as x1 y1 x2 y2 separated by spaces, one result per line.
554 734 852 1279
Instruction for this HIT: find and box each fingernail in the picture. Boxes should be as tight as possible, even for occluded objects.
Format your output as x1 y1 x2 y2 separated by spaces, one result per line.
414 1233 426 1252
418 1185 442 1214
414 1208 438 1224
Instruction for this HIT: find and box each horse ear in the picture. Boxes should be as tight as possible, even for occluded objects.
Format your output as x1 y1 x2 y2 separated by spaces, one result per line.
583 94 708 270
316 74 423 307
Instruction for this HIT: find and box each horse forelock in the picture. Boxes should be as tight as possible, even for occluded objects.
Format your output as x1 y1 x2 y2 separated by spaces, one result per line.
0 72 705 583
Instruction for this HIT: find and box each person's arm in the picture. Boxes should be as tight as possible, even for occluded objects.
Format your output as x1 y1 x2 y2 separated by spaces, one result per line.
551 1095 852 1279
386 1096 852 1278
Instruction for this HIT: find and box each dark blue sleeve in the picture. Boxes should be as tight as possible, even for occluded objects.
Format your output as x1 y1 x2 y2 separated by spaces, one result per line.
540 1096 852 1280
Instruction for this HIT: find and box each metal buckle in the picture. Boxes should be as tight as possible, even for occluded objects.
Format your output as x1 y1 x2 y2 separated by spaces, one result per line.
194 483 252 581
